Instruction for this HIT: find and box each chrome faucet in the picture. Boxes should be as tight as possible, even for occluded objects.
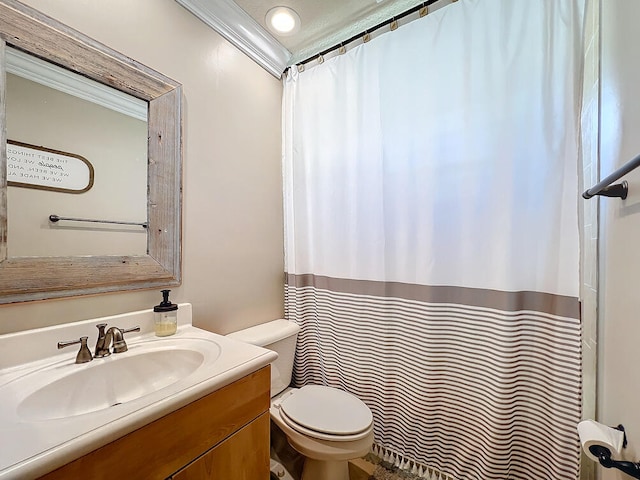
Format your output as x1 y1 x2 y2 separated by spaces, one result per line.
94 323 141 357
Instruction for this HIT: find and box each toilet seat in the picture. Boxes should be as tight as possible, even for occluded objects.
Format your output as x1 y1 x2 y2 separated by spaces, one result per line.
278 385 373 442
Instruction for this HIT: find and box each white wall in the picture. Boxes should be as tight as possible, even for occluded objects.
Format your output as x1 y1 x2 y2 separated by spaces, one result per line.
0 0 284 335
599 0 640 477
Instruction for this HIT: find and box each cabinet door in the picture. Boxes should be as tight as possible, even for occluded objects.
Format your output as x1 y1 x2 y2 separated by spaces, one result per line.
171 412 270 480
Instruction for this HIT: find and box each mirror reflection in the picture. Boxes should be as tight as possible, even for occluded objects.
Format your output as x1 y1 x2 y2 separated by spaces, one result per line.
6 47 148 257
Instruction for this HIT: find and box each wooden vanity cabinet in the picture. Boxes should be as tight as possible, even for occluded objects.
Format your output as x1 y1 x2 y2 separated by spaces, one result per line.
39 366 271 480
170 412 269 479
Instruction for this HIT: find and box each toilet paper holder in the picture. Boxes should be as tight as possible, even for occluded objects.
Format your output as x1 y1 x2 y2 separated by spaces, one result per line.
590 425 640 479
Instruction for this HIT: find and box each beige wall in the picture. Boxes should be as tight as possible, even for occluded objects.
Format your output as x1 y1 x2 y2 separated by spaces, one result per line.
599 0 640 477
0 0 284 335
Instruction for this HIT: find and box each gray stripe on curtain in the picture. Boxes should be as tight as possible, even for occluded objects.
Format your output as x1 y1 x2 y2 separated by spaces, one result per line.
286 273 580 319
285 274 582 480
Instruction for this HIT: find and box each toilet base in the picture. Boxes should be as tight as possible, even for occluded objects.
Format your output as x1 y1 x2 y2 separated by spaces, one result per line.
270 389 374 480
270 458 295 480
302 458 349 480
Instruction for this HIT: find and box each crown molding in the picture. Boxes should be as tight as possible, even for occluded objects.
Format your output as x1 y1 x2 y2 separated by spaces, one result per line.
175 0 292 78
6 48 148 121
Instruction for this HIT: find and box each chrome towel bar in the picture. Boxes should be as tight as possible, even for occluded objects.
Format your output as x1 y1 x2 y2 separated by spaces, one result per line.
583 153 640 200
49 214 148 228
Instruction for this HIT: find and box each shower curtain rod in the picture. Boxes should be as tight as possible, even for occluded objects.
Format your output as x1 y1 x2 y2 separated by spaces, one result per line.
583 153 640 200
297 0 446 67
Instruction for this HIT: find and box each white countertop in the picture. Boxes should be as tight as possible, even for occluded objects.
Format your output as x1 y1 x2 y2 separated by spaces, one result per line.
0 304 277 479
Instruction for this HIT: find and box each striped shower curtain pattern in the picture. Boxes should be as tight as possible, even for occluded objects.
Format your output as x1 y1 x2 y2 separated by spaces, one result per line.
283 1 586 479
285 276 581 479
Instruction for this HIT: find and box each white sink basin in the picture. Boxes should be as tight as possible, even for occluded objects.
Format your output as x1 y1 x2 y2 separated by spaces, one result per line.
2 337 221 423
17 347 208 421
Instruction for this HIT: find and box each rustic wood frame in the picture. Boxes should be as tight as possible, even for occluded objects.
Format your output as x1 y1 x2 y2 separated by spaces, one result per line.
0 0 182 303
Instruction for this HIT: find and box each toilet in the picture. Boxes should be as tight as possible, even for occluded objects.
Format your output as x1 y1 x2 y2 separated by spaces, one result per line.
228 319 374 480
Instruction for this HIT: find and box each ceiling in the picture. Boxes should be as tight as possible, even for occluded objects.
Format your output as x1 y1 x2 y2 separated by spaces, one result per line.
175 0 436 76
233 0 425 64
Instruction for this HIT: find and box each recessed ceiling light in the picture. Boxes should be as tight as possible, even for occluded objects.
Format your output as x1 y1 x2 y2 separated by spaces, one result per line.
265 6 300 36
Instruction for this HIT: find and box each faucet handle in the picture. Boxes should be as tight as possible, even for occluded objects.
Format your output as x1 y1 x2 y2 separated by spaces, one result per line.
58 336 93 364
111 326 141 353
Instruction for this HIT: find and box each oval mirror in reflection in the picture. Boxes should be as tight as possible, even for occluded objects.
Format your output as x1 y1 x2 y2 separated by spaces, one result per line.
5 47 149 257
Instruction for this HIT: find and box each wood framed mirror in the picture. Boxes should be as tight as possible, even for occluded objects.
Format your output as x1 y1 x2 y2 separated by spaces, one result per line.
0 0 182 303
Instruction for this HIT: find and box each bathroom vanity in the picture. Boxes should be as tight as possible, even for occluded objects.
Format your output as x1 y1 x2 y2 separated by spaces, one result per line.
0 304 277 479
41 367 270 479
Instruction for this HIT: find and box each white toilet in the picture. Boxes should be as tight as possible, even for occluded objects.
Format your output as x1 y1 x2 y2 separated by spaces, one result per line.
228 319 374 480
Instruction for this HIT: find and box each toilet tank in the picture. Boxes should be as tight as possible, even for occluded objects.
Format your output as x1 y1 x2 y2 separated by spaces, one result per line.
227 319 300 397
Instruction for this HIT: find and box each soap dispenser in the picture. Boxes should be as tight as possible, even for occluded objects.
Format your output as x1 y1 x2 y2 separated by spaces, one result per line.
154 289 178 337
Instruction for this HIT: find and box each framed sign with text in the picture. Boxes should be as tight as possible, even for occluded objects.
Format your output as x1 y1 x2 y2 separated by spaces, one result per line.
6 140 94 194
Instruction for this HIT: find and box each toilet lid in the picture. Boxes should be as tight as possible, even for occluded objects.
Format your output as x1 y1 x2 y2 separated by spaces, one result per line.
279 385 373 438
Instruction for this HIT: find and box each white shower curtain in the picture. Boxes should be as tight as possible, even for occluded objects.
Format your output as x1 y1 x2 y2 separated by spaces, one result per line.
283 1 585 479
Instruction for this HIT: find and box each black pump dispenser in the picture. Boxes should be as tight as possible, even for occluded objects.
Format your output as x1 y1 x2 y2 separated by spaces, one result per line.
154 289 178 313
154 289 178 336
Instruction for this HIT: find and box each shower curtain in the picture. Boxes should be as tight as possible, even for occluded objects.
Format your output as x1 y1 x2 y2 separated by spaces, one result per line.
283 1 585 479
